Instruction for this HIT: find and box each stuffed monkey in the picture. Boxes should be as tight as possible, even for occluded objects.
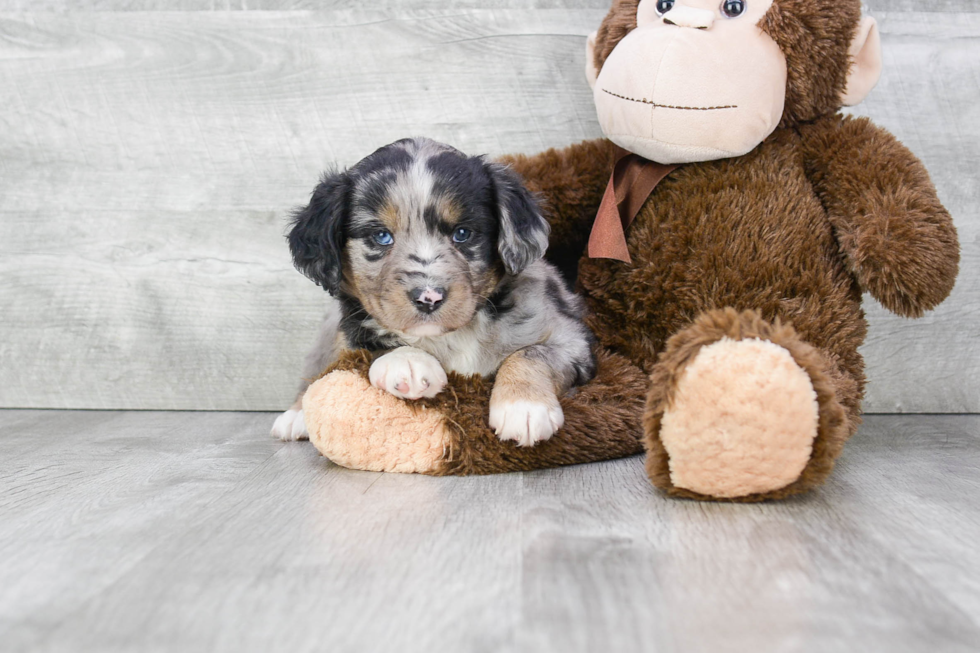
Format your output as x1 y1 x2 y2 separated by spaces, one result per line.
301 0 959 501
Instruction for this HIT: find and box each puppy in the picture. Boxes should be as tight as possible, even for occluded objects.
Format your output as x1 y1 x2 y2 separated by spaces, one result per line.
271 138 596 447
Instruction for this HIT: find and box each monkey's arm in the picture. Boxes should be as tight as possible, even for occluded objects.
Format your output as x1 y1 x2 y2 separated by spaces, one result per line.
498 138 618 278
800 114 959 317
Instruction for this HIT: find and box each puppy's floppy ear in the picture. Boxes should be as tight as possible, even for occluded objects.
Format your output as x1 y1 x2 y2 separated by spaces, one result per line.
485 161 550 276
288 171 352 295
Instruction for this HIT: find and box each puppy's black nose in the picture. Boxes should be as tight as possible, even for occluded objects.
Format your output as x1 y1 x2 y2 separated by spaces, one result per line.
409 286 446 314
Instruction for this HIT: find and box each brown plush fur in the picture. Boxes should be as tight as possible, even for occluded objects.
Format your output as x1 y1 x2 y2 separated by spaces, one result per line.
319 347 648 475
643 309 851 501
500 0 958 499
505 118 956 498
306 0 958 500
759 0 862 127
592 0 641 74
799 115 959 317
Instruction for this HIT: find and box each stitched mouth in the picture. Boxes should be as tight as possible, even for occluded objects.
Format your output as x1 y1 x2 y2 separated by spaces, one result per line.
602 88 736 111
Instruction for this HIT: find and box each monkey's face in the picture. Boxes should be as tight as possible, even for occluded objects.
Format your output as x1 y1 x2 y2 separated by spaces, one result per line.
589 0 786 164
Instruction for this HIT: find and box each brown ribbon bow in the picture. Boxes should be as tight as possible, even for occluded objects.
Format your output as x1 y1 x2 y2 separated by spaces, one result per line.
587 147 678 263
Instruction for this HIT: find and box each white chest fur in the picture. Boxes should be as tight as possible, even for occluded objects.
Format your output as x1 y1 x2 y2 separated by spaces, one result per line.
402 312 508 378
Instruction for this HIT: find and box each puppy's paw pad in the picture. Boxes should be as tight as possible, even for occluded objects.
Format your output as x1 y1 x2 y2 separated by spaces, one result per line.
369 349 448 400
489 400 563 447
272 408 308 441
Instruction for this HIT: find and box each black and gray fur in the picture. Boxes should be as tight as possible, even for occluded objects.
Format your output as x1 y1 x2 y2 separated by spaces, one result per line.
273 138 596 441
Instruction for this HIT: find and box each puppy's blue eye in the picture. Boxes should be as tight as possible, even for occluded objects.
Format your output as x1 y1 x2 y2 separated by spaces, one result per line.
452 227 471 243
373 230 394 246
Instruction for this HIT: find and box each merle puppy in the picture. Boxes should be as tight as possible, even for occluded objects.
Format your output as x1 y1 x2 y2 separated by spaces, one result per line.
272 138 596 447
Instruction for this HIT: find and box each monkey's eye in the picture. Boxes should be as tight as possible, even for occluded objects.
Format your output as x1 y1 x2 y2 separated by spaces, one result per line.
372 229 394 246
721 0 746 17
655 0 675 16
452 227 472 243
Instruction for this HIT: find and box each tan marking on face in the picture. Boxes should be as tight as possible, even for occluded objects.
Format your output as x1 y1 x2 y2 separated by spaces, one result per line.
341 165 511 337
343 213 495 336
473 266 502 307
338 248 359 298
378 200 402 232
435 196 462 227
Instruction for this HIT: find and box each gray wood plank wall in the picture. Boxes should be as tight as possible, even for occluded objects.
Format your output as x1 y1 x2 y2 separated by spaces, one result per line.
1 1 977 411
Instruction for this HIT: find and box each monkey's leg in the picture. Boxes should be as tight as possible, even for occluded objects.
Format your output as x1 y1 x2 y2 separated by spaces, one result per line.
643 308 859 501
302 349 647 475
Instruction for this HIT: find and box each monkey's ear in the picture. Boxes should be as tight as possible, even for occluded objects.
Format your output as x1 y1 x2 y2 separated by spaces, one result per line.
842 16 883 106
585 31 599 89
485 161 550 276
288 171 352 295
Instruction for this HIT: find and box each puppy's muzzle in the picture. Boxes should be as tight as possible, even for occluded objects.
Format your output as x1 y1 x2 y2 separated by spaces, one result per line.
409 286 447 314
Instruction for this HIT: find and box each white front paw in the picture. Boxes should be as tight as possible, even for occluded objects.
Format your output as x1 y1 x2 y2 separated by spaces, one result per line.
272 408 308 441
489 397 564 447
369 347 447 400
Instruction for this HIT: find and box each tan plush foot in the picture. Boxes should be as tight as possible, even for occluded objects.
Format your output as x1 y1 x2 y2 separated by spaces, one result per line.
302 370 451 474
659 337 819 498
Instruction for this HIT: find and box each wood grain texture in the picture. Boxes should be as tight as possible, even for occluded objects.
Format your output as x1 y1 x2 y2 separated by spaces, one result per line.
0 8 606 410
2 410 979 652
0 410 280 651
0 6 977 411
0 0 612 10
847 9 980 412
0 0 970 12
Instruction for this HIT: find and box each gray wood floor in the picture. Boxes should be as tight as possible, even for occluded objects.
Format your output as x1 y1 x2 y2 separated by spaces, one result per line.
2 410 979 652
